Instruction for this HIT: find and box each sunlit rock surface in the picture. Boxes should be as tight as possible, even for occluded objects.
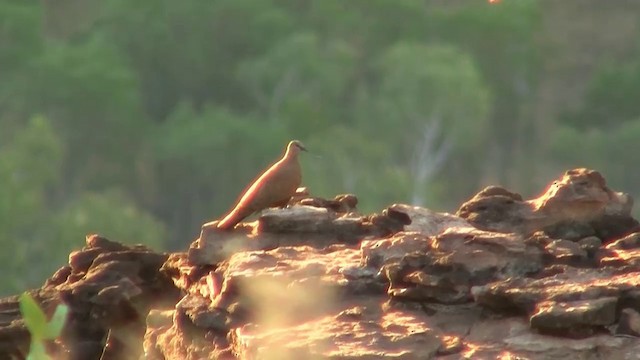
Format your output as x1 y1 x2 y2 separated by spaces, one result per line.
2 168 640 359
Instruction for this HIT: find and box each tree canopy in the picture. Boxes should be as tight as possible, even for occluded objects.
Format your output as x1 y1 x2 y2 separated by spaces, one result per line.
1 0 639 295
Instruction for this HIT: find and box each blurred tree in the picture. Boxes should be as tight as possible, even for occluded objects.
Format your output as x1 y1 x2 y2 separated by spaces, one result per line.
2 0 640 294
0 0 43 138
562 61 640 130
0 115 62 243
357 42 490 207
304 125 410 213
100 0 295 120
0 116 167 295
280 0 427 52
237 32 357 137
25 35 150 198
428 0 540 191
52 190 166 251
0 116 62 294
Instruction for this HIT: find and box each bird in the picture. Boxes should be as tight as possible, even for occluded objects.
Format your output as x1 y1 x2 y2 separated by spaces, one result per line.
216 140 307 230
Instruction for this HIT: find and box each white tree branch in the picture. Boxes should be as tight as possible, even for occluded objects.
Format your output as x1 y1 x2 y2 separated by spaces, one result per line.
409 111 453 206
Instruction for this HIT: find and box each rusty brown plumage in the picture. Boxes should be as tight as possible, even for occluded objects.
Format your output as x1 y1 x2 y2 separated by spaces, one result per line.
216 140 307 230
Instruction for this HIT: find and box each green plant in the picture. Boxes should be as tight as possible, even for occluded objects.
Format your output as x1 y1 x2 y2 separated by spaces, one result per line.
19 293 68 360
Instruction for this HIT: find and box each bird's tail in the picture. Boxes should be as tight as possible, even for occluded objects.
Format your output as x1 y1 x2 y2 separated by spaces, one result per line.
216 207 247 230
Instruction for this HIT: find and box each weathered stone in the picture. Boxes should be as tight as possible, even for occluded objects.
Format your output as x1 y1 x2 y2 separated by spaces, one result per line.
474 267 640 314
599 247 640 268
617 308 640 337
618 290 640 313
68 247 105 273
8 169 640 359
433 227 544 279
45 266 72 286
297 193 359 213
230 305 444 359
590 214 640 242
259 205 334 233
381 228 544 304
544 239 589 266
458 169 636 240
360 232 432 268
605 232 640 250
392 204 472 236
543 221 596 241
365 210 410 237
531 169 612 219
578 236 602 257
457 192 542 234
503 332 629 355
176 294 233 333
530 297 618 334
85 234 130 251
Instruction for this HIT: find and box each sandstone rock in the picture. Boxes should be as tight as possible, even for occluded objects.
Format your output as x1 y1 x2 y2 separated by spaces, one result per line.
258 205 334 233
360 232 432 268
296 193 359 213
230 305 445 359
458 169 637 240
543 221 596 241
605 232 640 250
616 308 640 337
578 236 602 257
529 297 618 335
474 267 640 314
392 204 472 236
544 239 589 266
0 235 180 359
382 228 543 304
7 168 640 359
457 190 542 234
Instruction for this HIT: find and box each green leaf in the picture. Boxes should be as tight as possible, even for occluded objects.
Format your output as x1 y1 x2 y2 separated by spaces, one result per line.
19 293 47 340
26 340 50 360
44 304 68 339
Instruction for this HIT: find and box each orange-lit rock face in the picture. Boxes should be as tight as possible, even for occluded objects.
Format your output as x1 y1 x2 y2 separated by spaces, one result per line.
232 306 445 359
8 169 640 359
530 168 613 220
457 168 636 238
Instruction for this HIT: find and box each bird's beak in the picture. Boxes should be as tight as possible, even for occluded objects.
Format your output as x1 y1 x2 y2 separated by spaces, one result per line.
300 145 308 152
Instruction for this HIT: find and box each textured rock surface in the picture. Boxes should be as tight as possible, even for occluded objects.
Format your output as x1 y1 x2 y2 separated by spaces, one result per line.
0 235 180 359
3 168 640 359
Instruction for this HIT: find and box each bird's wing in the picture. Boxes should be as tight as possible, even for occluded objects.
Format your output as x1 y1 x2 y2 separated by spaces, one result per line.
216 161 283 229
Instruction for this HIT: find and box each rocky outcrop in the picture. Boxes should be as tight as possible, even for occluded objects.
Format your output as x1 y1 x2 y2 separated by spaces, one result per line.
2 168 640 359
0 235 180 359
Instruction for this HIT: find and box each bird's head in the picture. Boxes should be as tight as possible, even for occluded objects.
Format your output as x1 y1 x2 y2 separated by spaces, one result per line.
286 140 307 156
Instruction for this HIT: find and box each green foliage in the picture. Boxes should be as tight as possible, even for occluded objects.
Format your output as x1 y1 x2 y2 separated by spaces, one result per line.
100 0 294 117
0 116 165 295
26 35 149 192
0 0 42 72
370 42 490 147
237 32 357 128
355 42 490 207
19 292 68 360
0 115 62 239
0 0 639 296
52 190 166 250
562 61 640 130
304 125 409 213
